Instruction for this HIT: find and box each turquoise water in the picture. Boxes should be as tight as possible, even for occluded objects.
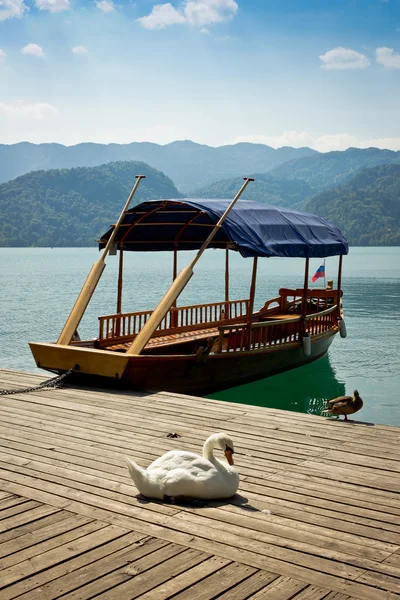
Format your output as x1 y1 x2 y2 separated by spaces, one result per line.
0 247 399 426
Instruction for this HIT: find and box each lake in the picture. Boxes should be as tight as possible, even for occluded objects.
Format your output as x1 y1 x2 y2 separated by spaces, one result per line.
1 247 399 426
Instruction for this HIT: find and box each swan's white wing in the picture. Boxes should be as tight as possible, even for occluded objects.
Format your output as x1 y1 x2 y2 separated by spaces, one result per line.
148 450 215 473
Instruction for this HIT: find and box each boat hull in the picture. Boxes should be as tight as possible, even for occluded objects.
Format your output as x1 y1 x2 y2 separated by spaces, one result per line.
30 330 336 395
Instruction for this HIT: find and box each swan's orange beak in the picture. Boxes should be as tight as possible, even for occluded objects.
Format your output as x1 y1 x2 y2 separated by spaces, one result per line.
225 449 234 465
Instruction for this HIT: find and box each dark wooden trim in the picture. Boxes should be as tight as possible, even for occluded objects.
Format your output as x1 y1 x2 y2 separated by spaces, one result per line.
302 258 309 318
225 248 229 306
116 245 124 315
337 255 343 310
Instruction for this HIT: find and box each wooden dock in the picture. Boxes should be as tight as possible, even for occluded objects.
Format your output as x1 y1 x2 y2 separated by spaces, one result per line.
0 369 399 600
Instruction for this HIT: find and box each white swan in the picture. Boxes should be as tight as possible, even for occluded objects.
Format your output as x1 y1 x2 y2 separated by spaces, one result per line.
126 432 239 500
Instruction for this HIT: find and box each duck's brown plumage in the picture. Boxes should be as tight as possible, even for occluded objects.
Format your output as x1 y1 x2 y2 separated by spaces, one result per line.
323 390 363 420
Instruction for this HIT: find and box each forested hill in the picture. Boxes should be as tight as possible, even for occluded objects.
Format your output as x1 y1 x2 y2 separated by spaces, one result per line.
190 172 314 206
0 141 316 191
301 164 400 246
270 147 400 193
0 161 181 247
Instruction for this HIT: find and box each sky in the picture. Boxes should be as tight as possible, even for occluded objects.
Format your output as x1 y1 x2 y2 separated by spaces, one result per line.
1 0 400 151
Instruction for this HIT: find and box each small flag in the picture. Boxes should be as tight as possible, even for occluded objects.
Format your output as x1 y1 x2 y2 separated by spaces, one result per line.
312 264 325 283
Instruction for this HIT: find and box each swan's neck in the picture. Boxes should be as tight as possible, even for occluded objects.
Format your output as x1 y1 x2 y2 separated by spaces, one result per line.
203 437 218 463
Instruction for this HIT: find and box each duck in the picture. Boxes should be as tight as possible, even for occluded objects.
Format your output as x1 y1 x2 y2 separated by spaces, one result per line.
323 390 363 421
126 432 239 501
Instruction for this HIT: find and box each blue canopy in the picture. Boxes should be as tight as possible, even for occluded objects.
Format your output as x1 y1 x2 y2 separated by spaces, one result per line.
99 198 348 258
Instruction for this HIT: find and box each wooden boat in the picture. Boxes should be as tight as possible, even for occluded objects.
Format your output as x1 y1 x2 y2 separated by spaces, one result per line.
30 176 349 395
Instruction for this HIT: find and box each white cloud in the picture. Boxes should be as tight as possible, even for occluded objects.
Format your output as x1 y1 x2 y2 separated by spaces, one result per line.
364 136 400 150
232 131 400 152
21 43 45 57
35 0 69 11
137 3 185 28
0 0 27 21
95 0 115 12
137 0 238 29
72 45 88 55
0 49 6 62
319 47 370 70
311 133 360 152
376 46 400 69
0 101 59 119
184 0 238 25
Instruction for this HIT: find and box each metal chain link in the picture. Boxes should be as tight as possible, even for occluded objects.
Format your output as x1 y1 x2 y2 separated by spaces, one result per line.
0 366 78 396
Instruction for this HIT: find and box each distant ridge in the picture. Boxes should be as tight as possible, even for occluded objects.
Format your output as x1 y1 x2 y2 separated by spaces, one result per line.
0 161 181 247
190 171 314 207
270 147 400 193
302 164 400 246
0 140 317 191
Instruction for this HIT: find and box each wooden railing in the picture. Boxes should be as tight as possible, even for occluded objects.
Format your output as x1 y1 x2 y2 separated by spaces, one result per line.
278 288 341 314
98 299 249 342
99 309 153 342
217 305 338 353
258 288 340 316
305 304 338 335
175 299 248 329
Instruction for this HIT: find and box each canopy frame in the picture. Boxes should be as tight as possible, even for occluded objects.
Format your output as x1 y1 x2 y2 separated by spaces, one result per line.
99 198 349 259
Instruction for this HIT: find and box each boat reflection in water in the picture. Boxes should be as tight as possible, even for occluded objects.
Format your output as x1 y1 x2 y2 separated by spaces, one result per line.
209 355 345 417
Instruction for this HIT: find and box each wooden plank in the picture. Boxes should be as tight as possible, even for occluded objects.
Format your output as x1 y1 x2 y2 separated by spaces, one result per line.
0 493 12 501
134 556 234 600
161 562 259 600
320 594 352 600
0 504 61 533
240 478 400 527
0 499 40 520
264 470 400 512
177 505 397 563
248 575 308 599
0 496 29 511
46 547 222 600
287 586 337 600
216 501 399 554
0 513 93 565
384 550 400 567
214 571 280 600
292 461 400 494
2 532 148 600
0 523 128 593
97 547 209 600
60 542 190 600
0 406 313 470
0 510 74 544
355 570 400 594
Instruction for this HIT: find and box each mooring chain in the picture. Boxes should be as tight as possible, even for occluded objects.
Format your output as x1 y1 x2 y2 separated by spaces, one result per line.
0 366 77 396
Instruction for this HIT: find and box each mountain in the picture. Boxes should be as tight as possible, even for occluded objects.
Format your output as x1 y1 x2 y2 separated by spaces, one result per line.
270 147 400 193
0 161 181 247
301 164 400 246
0 141 317 191
190 172 314 207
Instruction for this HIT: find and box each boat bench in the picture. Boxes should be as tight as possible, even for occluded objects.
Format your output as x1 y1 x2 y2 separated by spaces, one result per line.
105 326 220 353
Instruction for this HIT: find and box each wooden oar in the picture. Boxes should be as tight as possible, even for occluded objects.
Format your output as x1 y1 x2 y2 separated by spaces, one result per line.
126 177 254 356
57 175 146 346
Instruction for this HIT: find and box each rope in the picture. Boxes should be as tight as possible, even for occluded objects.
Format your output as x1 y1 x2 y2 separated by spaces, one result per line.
0 366 78 396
